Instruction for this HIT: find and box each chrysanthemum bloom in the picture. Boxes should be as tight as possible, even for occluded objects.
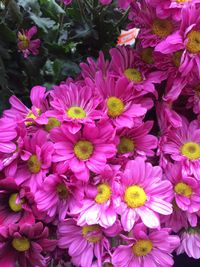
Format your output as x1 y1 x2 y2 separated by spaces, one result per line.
177 227 200 259
18 26 41 58
74 165 121 228
0 177 37 226
161 119 200 179
95 73 147 129
165 163 200 212
128 1 177 49
0 222 57 266
109 46 166 97
117 157 173 231
14 130 54 192
4 85 49 126
51 121 116 181
112 223 180 267
146 0 200 21
156 5 200 77
35 174 84 221
116 121 157 159
49 83 103 134
58 219 120 267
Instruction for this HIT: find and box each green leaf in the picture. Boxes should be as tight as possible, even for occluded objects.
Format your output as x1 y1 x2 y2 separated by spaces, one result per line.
30 13 56 32
0 22 16 43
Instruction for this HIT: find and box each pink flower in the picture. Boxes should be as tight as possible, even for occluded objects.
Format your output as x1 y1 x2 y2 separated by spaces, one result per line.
74 165 121 228
0 222 56 266
161 118 200 179
112 223 180 267
48 82 103 134
18 26 41 58
177 227 200 259
51 121 116 181
117 157 173 231
35 174 84 221
156 5 200 77
62 0 72 5
116 121 157 158
14 130 54 192
95 73 147 129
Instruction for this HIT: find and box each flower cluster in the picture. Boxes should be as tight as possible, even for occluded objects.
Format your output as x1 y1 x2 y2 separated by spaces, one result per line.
2 0 200 266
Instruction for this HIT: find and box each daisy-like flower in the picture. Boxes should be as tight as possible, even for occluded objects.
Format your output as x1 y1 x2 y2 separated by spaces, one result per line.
177 227 200 259
95 73 147 129
165 163 200 212
116 121 157 159
156 5 200 77
74 165 121 228
4 85 49 126
35 174 84 221
117 157 173 231
14 130 54 192
0 222 56 266
51 121 116 181
17 26 41 58
49 82 103 134
58 218 120 267
109 46 166 97
112 223 180 267
161 118 200 179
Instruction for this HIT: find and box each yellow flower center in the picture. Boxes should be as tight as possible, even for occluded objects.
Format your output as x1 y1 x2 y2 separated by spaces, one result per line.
141 48 154 64
95 183 111 204
56 183 68 200
107 97 125 118
8 193 24 212
152 19 173 38
172 50 183 68
124 185 147 208
132 240 153 257
174 182 192 197
117 137 134 154
27 155 41 173
25 111 37 126
67 106 86 119
74 140 94 160
186 30 200 54
82 225 101 243
124 68 142 82
12 238 30 252
176 0 190 3
45 117 61 131
18 34 30 49
181 141 200 160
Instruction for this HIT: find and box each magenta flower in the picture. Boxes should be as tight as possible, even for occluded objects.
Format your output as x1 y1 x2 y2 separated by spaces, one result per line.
51 121 116 181
18 26 41 58
61 0 72 5
0 222 56 266
117 157 173 231
49 82 103 134
112 223 180 267
14 130 54 192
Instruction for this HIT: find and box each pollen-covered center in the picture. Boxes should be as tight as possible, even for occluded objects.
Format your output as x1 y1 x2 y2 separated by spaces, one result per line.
74 140 94 160
181 141 200 160
124 68 142 82
18 34 30 49
118 137 134 154
124 185 147 208
172 50 183 68
95 183 111 204
25 111 37 126
12 238 30 252
56 183 68 200
186 30 200 54
152 19 173 38
132 240 153 257
67 106 86 119
27 155 41 173
176 0 191 3
107 97 125 118
141 48 154 64
8 193 24 212
174 182 192 197
45 117 61 131
82 225 101 243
